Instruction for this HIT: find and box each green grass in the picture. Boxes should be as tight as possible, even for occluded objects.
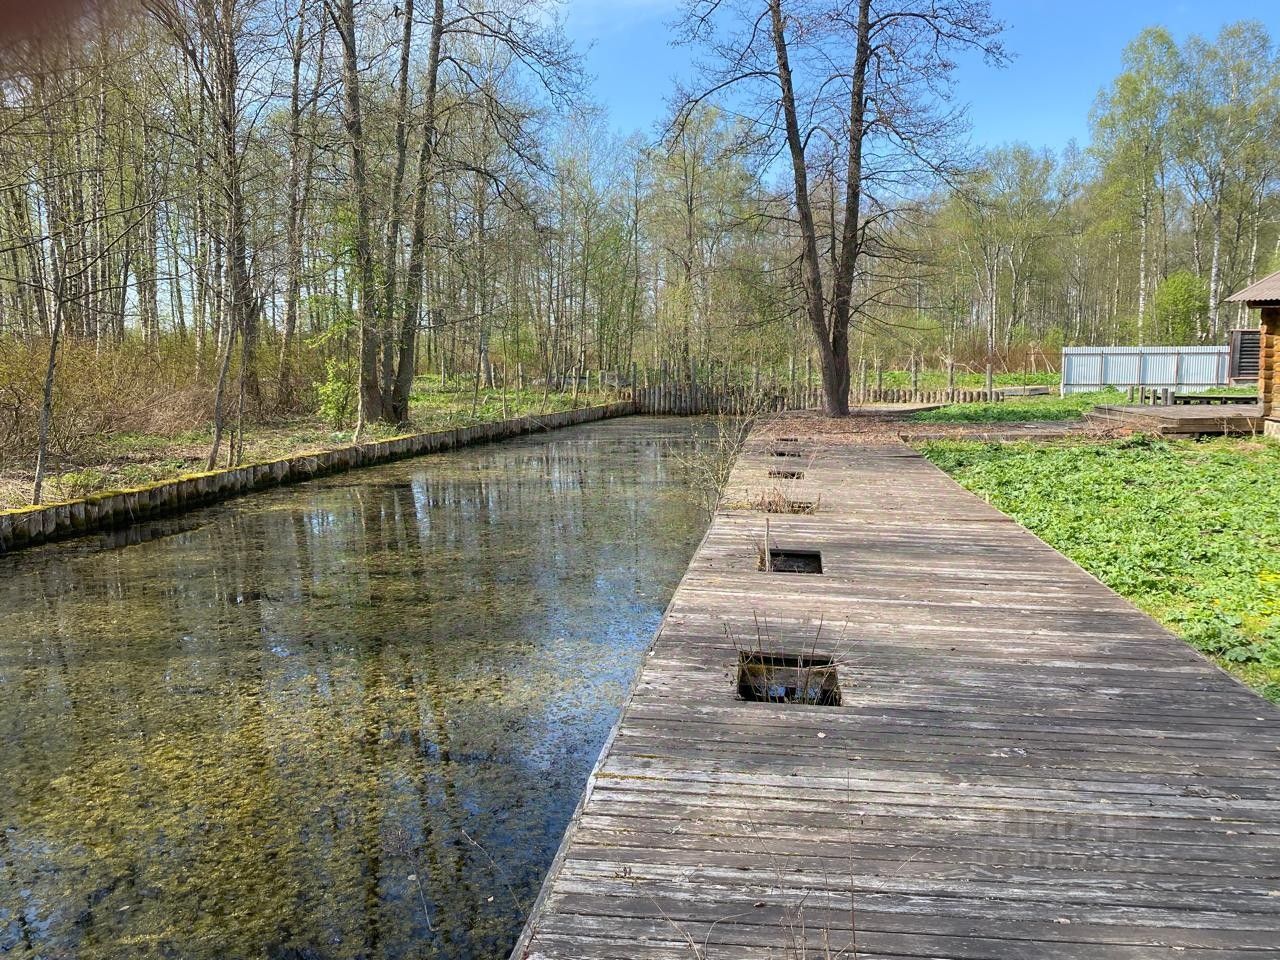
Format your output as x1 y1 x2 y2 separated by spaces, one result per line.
9 379 620 509
106 429 212 453
910 390 1123 424
919 436 1280 702
875 369 1060 390
407 379 613 430
1193 385 1259 397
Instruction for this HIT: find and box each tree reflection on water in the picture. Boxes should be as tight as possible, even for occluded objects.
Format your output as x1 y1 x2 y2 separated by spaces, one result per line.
0 418 712 960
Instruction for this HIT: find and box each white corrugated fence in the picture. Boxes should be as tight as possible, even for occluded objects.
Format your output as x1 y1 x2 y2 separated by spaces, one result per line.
1061 345 1229 395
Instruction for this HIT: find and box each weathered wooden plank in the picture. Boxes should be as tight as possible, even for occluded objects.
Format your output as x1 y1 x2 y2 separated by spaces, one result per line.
510 431 1280 959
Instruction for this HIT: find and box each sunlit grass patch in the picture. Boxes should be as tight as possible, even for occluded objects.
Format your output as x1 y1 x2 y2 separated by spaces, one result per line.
910 390 1123 424
875 369 1061 390
2 377 622 509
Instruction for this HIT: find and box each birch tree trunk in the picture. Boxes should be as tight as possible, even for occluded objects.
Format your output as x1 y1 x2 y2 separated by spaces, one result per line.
1208 185 1223 341
1137 182 1148 344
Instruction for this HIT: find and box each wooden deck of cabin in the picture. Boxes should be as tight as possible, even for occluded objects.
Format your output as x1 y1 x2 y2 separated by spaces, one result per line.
511 429 1280 960
1086 402 1264 436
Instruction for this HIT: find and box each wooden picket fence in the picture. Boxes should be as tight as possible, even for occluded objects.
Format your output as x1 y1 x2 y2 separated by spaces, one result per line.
630 381 991 415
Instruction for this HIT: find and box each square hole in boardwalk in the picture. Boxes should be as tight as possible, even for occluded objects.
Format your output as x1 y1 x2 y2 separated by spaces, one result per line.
762 548 823 573
737 652 841 706
771 449 802 458
768 469 804 480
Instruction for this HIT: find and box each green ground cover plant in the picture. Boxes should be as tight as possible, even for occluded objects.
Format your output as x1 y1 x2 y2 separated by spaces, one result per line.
910 390 1123 424
1211 385 1264 397
407 376 613 428
873 369 1061 390
919 436 1280 702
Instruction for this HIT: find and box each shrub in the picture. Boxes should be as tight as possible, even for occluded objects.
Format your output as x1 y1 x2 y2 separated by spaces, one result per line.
1153 271 1209 344
316 358 356 427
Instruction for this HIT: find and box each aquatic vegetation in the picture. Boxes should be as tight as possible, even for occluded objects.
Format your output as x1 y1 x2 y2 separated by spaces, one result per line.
0 419 710 959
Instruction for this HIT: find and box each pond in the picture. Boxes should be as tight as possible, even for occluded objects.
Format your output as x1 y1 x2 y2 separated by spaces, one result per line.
0 416 714 960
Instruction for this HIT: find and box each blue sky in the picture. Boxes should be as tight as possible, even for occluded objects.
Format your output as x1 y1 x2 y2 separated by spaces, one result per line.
561 0 1279 150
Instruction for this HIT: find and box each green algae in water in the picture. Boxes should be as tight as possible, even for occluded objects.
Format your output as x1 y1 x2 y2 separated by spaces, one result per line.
0 418 714 960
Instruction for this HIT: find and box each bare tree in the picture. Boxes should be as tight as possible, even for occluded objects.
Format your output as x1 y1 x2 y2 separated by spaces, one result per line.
391 0 446 423
145 0 270 464
325 0 383 434
277 0 324 407
391 0 582 422
676 0 1005 414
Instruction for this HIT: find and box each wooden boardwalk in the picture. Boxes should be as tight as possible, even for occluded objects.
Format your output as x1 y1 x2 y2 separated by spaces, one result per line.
512 428 1280 959
1087 403 1264 436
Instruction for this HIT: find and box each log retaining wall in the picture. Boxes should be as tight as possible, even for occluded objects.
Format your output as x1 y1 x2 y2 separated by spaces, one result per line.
0 402 633 555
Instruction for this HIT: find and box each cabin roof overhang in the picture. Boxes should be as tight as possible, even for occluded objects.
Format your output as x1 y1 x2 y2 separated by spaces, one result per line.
1226 270 1280 308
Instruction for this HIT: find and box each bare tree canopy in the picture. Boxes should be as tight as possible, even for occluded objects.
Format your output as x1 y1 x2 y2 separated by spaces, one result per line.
673 0 1006 414
0 3 1278 499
